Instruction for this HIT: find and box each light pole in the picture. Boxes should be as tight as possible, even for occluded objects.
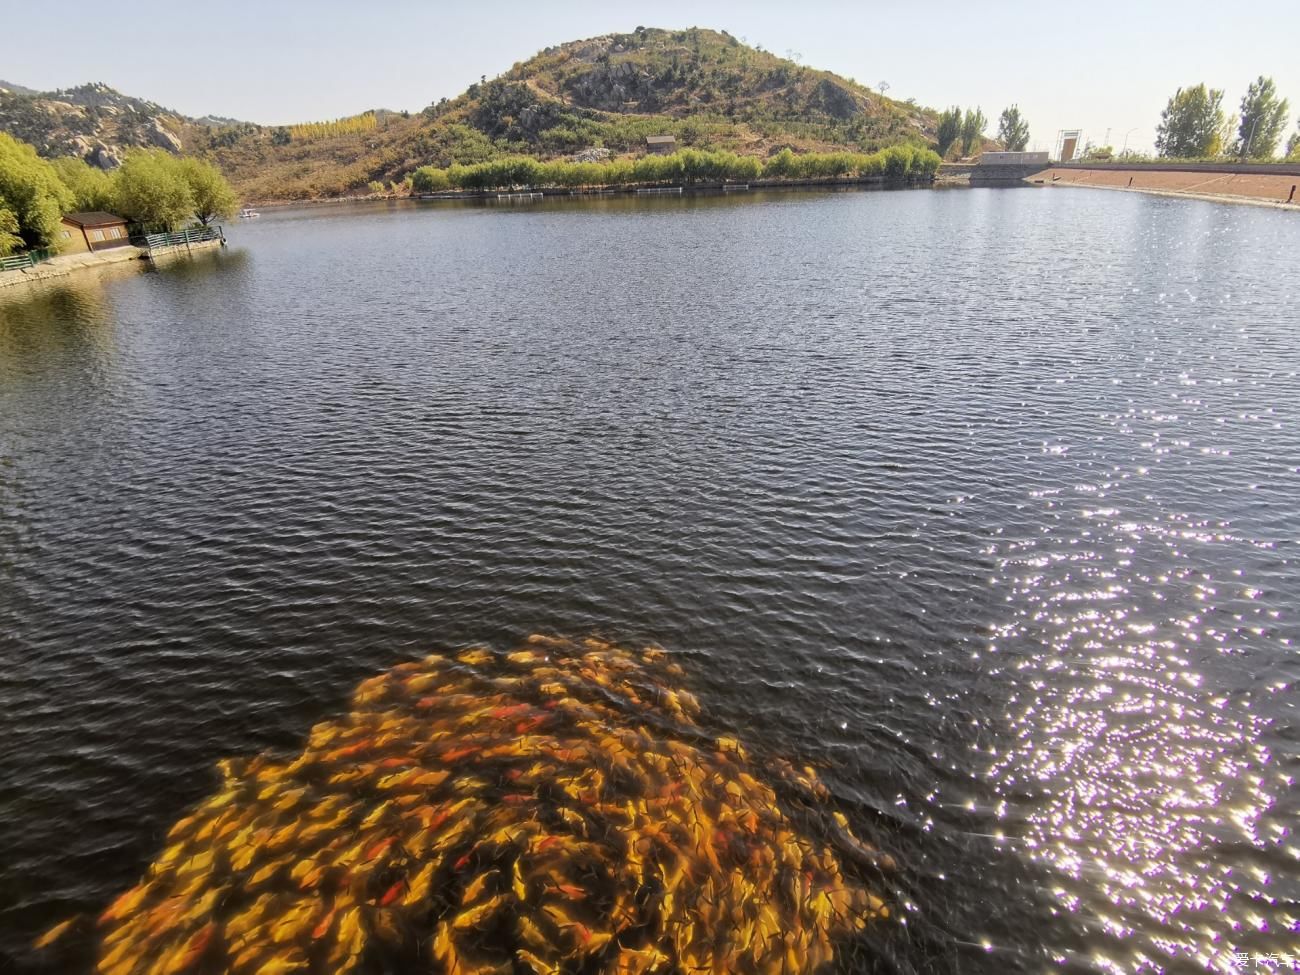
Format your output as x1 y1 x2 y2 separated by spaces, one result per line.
1121 127 1139 156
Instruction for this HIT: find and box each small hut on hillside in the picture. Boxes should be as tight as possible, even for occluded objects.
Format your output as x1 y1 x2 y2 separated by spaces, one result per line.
645 135 677 155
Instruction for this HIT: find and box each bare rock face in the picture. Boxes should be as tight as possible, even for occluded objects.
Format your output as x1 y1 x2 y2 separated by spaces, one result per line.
89 143 121 169
64 136 121 169
0 80 198 164
808 79 860 121
144 118 183 152
566 62 658 112
571 147 612 163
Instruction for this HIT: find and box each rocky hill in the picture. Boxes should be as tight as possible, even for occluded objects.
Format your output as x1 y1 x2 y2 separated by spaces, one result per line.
0 81 206 168
205 28 950 201
2 28 960 202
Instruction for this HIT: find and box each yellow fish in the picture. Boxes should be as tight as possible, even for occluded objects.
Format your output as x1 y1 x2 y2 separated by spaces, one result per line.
31 917 77 950
453 893 505 930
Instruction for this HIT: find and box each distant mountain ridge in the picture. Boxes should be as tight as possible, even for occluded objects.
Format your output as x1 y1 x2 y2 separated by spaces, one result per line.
0 79 40 97
1 27 968 202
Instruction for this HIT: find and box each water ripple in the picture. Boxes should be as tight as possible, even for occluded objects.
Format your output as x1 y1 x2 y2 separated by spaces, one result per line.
1 190 1297 973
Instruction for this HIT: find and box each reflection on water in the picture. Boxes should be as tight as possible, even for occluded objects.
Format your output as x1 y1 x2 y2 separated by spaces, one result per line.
37 636 888 974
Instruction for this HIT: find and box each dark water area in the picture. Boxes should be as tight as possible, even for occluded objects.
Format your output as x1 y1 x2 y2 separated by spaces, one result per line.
0 188 1296 974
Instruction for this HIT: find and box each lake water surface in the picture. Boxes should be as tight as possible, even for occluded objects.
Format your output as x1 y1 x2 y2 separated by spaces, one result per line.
1 188 1297 973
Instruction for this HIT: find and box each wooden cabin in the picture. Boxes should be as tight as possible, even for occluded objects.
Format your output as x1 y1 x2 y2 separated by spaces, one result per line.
60 212 131 253
645 135 677 155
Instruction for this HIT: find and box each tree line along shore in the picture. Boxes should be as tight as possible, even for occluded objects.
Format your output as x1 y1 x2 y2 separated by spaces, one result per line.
408 145 941 193
0 133 237 258
6 68 1299 261
2 127 940 261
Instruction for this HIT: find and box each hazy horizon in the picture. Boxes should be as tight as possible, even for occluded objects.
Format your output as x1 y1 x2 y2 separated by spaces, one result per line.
5 0 1299 155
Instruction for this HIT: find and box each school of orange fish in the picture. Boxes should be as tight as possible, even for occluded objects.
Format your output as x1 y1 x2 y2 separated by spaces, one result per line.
36 635 889 973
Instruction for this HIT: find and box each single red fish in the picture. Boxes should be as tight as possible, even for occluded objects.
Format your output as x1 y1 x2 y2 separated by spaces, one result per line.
311 904 336 939
379 880 406 906
175 922 215 969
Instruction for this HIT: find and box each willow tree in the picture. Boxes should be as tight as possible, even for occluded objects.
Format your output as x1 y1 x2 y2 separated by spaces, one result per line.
50 156 117 212
411 166 451 192
113 150 195 231
179 157 238 225
0 206 22 256
0 132 75 250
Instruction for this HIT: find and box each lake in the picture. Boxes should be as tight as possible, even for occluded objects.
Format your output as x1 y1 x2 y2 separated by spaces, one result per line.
1 188 1296 974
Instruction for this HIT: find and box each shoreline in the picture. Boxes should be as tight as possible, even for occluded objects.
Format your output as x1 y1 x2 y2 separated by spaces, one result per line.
0 238 224 291
249 174 936 210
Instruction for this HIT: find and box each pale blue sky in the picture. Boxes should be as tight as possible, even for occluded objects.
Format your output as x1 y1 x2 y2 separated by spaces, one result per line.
4 0 1297 154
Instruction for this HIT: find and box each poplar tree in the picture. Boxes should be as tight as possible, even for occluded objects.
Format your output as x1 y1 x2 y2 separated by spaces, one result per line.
1234 76 1290 159
1155 84 1226 158
997 105 1030 152
960 108 987 156
935 107 962 158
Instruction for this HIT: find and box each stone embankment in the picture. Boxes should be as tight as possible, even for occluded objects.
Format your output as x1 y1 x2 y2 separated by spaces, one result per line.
1028 162 1300 209
0 237 224 290
937 161 1046 184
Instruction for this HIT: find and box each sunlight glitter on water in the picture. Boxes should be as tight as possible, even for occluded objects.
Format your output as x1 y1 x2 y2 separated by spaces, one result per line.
993 545 1280 971
990 389 1295 974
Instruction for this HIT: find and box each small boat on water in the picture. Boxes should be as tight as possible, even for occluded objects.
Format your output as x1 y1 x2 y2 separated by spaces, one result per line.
238 207 260 219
